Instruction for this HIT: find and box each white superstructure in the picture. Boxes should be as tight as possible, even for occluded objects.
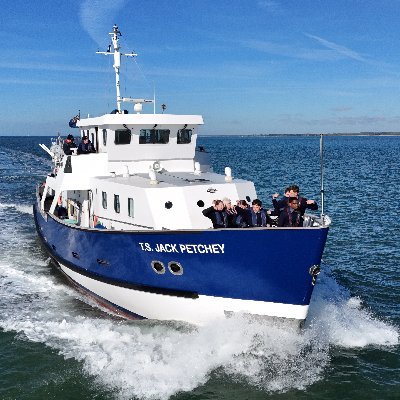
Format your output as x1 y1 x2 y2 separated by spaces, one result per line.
40 25 256 231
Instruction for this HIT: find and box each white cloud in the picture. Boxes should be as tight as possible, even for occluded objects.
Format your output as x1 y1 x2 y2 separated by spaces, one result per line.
241 39 339 61
305 33 366 62
79 0 127 47
0 61 107 73
257 1 282 13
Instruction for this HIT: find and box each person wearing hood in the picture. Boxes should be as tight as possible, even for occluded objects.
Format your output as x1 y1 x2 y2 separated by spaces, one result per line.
63 134 77 155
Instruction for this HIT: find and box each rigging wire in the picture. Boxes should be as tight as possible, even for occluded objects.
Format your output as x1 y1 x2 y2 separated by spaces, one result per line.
120 36 155 99
106 54 112 112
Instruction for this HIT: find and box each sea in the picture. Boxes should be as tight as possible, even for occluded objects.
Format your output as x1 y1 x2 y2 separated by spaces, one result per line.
0 135 398 400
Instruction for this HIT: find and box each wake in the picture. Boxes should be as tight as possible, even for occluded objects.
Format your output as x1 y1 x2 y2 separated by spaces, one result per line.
0 256 397 400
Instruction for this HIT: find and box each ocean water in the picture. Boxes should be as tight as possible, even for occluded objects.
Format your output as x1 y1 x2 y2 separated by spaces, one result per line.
0 135 398 400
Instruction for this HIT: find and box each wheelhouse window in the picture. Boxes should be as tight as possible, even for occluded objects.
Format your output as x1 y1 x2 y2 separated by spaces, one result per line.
139 129 170 144
102 129 107 146
177 129 192 144
114 194 120 213
115 129 132 145
102 191 107 209
128 198 134 218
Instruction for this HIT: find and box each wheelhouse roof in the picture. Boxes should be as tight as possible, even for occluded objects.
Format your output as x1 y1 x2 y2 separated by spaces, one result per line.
78 113 204 128
93 171 248 189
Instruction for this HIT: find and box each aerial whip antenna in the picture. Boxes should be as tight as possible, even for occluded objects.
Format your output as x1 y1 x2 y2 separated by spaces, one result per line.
320 134 325 226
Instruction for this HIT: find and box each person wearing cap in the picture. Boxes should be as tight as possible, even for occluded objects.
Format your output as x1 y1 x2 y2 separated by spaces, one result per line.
77 135 96 155
63 134 77 155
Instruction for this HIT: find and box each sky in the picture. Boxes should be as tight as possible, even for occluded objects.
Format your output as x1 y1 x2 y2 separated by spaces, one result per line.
2 0 400 135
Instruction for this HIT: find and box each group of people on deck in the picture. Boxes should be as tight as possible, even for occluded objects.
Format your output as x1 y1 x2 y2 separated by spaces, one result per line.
202 185 318 228
63 134 96 155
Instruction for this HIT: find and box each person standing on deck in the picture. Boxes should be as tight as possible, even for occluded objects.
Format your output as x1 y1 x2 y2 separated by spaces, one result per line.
77 136 96 154
245 199 273 227
222 198 238 228
63 134 77 155
278 197 304 227
288 185 318 216
202 200 228 229
271 186 290 216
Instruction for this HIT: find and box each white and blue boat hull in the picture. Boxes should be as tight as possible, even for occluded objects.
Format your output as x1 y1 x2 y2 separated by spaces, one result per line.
34 202 329 325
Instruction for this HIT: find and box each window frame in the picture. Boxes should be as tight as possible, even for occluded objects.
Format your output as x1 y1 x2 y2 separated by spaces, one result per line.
177 128 192 144
114 194 120 214
102 191 107 209
115 129 132 145
128 197 134 218
139 129 170 144
102 129 107 146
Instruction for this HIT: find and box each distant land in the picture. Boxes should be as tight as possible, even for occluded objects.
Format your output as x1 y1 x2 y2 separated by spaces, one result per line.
201 132 400 137
1 132 400 137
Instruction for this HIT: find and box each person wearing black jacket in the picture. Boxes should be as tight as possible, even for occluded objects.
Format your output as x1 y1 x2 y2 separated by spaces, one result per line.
222 198 239 228
278 197 303 227
288 185 318 216
234 200 250 227
272 185 318 217
77 136 96 154
244 199 273 227
63 134 77 155
202 200 228 228
271 187 290 216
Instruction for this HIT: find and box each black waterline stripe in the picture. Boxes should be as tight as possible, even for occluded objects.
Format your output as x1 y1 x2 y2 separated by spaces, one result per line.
34 208 199 299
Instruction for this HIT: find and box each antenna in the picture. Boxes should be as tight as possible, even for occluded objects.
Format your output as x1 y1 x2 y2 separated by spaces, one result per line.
153 85 156 114
319 134 325 226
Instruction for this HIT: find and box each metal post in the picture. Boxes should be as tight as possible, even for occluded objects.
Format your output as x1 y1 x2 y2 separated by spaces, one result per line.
319 134 325 225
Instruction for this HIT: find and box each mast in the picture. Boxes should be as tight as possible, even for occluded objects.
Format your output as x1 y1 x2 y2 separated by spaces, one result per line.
96 25 137 113
112 25 122 113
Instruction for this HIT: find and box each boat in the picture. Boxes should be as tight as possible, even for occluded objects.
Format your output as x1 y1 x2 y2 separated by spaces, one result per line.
33 25 331 326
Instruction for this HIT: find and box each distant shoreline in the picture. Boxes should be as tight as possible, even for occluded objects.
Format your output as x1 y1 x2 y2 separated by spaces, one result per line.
1 132 400 138
199 132 400 137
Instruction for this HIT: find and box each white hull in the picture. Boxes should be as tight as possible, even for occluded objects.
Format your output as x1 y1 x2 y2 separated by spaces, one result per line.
59 262 308 325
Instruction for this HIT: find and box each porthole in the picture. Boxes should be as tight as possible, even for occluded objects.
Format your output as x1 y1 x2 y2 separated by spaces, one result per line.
197 200 205 207
246 196 251 202
168 261 183 276
151 260 165 274
165 201 173 209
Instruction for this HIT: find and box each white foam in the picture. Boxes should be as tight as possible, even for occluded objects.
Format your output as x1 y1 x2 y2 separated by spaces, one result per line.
0 202 33 215
0 267 398 400
306 273 399 347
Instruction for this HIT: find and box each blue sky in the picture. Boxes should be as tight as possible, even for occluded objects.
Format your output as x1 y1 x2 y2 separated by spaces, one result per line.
2 0 400 135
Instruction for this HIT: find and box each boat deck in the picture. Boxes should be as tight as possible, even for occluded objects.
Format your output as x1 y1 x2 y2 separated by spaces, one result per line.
93 171 244 188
